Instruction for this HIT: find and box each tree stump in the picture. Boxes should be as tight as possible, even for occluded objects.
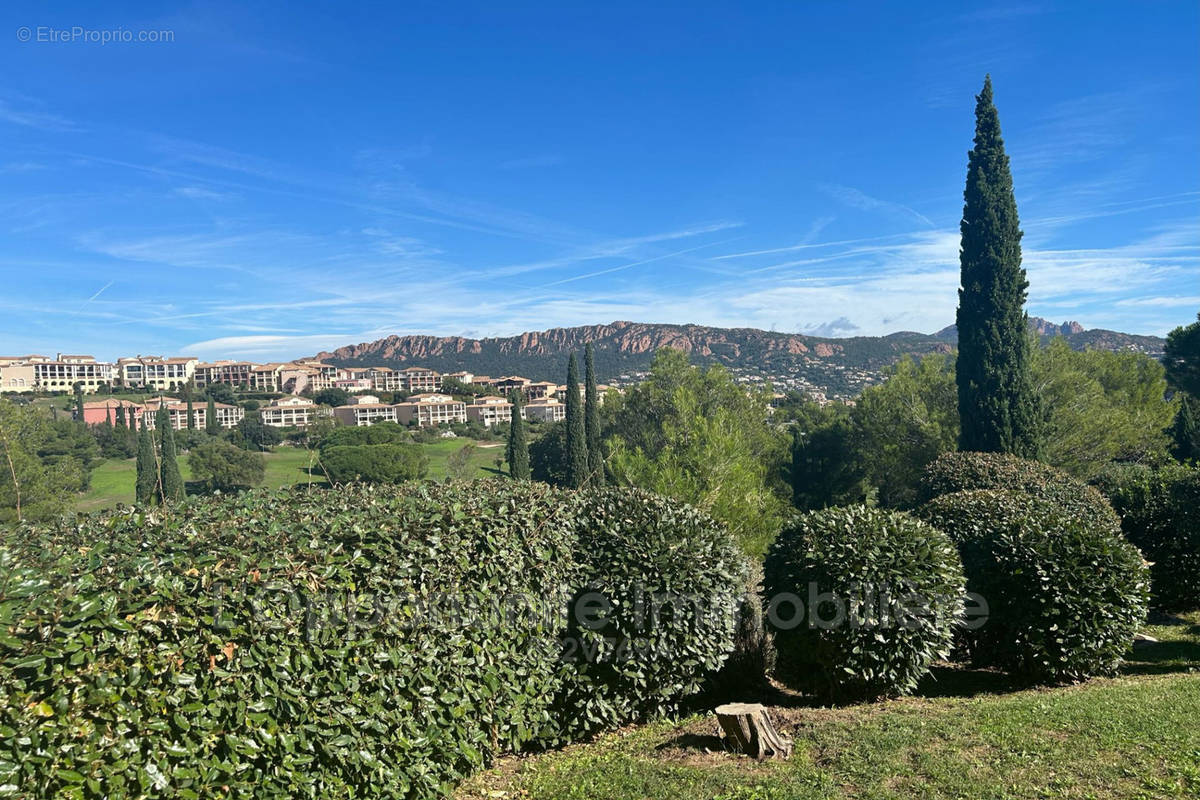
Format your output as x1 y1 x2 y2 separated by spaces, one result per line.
714 702 792 759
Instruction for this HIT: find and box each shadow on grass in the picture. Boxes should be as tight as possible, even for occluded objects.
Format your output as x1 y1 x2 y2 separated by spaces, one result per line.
1122 640 1200 676
654 733 725 754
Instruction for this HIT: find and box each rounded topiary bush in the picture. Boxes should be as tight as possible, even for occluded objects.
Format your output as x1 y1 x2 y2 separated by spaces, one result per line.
556 488 747 738
0 480 579 798
917 489 1150 682
919 451 1120 530
1092 463 1200 610
762 505 965 702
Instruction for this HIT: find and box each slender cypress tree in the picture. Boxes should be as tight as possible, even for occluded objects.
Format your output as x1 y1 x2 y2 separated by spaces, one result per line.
106 406 113 425
74 387 85 422
584 344 604 487
956 76 1040 457
160 421 184 503
135 424 157 504
564 352 588 488
115 404 126 428
506 391 530 479
205 397 219 435
1171 393 1200 462
186 396 196 430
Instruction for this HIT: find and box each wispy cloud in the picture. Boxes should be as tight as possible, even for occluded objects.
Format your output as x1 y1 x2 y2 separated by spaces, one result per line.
0 100 77 132
820 184 936 228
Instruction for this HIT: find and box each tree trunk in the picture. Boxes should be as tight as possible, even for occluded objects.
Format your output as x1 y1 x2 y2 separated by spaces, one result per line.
714 702 792 760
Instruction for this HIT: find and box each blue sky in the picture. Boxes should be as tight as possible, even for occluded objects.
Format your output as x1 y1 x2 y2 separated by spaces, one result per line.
2 1 1197 361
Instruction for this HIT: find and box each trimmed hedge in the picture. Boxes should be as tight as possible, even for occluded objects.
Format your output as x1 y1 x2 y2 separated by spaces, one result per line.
0 481 577 798
763 506 965 702
556 488 747 737
917 489 1150 682
1092 463 1200 610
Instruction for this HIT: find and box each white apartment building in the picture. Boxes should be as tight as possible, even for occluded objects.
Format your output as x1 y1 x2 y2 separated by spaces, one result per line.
397 367 441 393
260 396 327 427
117 356 198 390
33 355 115 393
194 360 255 387
524 398 567 422
395 393 467 427
333 403 399 427
465 396 525 427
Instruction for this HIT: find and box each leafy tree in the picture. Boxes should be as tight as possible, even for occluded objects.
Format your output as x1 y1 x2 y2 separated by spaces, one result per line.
188 439 265 493
135 424 157 505
564 352 588 488
1163 312 1200 397
234 411 281 451
506 391 530 479
160 421 184 503
314 387 352 408
0 399 83 523
318 421 410 450
1171 394 1200 463
319 443 429 484
1032 338 1175 476
584 343 604 487
205 397 220 436
852 354 959 508
604 348 788 555
788 401 866 510
445 443 478 481
955 76 1040 458
205 382 236 405
529 420 568 486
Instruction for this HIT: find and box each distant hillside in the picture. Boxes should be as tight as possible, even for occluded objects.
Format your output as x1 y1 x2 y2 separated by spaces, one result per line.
314 318 1165 399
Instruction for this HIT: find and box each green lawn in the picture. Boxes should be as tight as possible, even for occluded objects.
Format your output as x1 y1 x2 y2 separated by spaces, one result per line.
456 613 1200 800
76 439 504 511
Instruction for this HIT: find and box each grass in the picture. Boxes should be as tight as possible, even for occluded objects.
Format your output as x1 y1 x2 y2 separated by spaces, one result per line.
455 612 1200 800
75 439 504 511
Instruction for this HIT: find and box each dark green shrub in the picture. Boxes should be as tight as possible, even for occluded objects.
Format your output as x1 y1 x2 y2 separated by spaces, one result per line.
763 506 964 702
556 488 747 737
317 421 411 451
917 489 1150 681
1092 463 1200 610
919 451 1120 528
0 481 577 798
319 443 428 484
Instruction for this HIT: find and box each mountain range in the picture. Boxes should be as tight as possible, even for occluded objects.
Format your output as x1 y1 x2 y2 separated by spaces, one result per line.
315 318 1166 399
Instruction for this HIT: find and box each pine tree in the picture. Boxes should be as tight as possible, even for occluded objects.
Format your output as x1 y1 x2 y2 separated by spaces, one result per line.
506 391 530 480
135 424 157 504
160 421 184 503
205 397 219 435
584 343 604 487
956 76 1040 457
1171 393 1200 463
564 352 588 488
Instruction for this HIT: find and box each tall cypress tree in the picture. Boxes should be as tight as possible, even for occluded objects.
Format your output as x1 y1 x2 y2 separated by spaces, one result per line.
74 387 85 422
160 420 184 503
584 343 604 487
205 397 219 435
115 404 126 428
956 76 1040 457
506 390 530 480
1171 393 1200 463
135 424 157 504
564 352 588 488
186 395 196 430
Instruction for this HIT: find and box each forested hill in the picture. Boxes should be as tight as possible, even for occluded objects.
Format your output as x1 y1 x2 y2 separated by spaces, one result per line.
313 319 1165 390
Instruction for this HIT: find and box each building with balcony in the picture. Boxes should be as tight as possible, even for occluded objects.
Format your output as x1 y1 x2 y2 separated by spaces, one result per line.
0 359 36 394
466 395 524 427
524 398 567 422
32 355 114 393
142 397 244 431
260 396 327 427
195 360 255 388
397 367 441 393
117 356 198 390
81 398 148 428
395 393 467 427
332 402 399 427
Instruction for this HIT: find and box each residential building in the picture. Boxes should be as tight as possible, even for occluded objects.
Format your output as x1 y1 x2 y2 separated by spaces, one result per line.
554 383 610 405
32 355 114 393
368 367 406 392
195 360 255 388
142 397 244 431
117 356 198 390
443 371 475 385
0 359 36 393
395 394 467 427
288 361 341 392
397 366 441 393
333 402 399 427
492 376 531 396
260 396 327 428
334 378 374 393
466 395 523 427
525 381 557 401
81 398 148 428
248 364 285 392
524 398 567 422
